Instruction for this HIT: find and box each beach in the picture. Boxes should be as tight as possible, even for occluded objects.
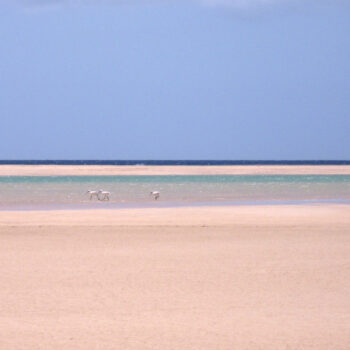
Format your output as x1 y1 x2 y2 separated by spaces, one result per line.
1 164 350 176
1 204 350 349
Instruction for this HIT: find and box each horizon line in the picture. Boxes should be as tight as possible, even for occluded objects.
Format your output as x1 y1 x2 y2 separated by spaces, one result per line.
0 160 349 165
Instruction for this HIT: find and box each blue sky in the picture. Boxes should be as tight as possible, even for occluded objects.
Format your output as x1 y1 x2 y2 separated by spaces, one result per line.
0 1 349 159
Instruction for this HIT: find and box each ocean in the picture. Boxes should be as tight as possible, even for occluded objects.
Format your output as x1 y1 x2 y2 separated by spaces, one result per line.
1 160 350 165
0 174 349 210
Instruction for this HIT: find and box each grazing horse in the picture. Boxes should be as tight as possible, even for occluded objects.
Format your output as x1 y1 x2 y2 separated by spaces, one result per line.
99 190 111 201
86 190 100 200
150 191 160 200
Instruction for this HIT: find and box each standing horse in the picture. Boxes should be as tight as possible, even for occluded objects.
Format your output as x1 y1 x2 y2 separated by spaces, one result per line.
150 191 160 200
99 190 111 201
86 190 100 200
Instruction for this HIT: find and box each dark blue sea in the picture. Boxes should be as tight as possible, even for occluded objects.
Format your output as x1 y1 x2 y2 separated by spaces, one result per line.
0 160 349 165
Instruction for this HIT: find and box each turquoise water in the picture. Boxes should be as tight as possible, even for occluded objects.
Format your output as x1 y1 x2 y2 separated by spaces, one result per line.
0 175 349 209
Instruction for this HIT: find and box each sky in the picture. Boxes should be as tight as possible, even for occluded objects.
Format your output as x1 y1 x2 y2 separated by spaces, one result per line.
0 0 349 160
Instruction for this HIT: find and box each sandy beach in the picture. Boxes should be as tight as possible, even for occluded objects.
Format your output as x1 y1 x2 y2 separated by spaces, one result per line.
1 164 350 176
1 204 349 349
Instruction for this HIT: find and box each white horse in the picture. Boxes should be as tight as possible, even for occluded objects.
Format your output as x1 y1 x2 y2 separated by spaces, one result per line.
86 190 100 200
150 191 160 200
99 190 111 201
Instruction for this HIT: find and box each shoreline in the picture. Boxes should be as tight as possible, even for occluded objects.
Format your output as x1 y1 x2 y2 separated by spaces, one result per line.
0 198 350 212
1 164 350 176
1 202 349 227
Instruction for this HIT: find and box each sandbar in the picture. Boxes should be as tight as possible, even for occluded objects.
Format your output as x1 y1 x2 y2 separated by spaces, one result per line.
0 164 350 176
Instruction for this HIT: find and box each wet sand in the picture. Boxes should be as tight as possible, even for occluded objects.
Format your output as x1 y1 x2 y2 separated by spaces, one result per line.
1 164 350 176
1 204 349 349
